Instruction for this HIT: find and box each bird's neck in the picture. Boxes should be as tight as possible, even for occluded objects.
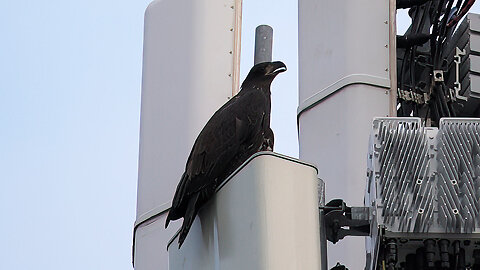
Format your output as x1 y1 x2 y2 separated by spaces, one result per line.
240 82 272 94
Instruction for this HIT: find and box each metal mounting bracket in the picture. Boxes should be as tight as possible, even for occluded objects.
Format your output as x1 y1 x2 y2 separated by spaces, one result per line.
322 199 371 244
452 47 468 101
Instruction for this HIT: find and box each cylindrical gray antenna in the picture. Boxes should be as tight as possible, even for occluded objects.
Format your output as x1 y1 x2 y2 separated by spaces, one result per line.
254 25 273 64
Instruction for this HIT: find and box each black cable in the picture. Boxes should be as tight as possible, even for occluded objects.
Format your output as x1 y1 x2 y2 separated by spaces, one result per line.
448 0 476 28
435 0 454 68
445 82 457 116
443 10 457 45
414 2 433 119
397 0 431 9
433 2 455 120
399 46 410 116
425 102 431 122
429 0 460 122
398 5 418 116
431 99 440 124
461 0 468 9
439 0 455 40
397 0 476 122
436 87 446 117
437 83 452 117
396 33 431 48
410 50 416 115
425 1 438 121
410 6 421 116
430 0 445 68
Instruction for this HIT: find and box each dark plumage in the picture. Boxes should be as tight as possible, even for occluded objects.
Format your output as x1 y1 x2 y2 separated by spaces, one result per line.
165 61 287 247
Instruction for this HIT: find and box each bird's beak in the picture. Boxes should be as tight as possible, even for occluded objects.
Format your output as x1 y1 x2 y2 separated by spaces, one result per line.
266 61 287 76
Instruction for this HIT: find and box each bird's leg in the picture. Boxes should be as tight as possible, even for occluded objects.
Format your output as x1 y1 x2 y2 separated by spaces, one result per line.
265 139 273 151
260 127 274 151
260 137 274 151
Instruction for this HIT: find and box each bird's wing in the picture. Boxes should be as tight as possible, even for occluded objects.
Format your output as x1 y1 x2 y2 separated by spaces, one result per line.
184 91 266 194
168 96 240 215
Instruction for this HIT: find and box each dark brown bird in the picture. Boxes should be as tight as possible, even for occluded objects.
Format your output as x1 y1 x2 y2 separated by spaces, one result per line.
165 61 286 247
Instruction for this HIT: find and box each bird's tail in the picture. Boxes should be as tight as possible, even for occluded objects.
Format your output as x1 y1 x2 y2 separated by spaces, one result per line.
165 211 173 229
178 192 200 248
165 172 189 228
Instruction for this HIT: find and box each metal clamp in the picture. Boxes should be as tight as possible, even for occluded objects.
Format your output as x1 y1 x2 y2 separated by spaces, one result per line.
322 199 371 244
397 88 430 104
433 70 444 82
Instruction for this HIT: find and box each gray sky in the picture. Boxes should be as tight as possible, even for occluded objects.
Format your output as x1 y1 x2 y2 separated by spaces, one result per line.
1 1 478 269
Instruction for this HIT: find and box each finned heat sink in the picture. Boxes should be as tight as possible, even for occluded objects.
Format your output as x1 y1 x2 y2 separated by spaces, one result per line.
367 118 480 233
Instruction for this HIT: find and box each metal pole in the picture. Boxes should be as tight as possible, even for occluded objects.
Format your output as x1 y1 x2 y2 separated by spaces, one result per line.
134 1 241 269
319 179 328 270
231 0 243 96
254 25 273 64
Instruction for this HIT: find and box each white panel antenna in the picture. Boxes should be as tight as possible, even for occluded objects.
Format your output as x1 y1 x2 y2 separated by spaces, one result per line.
133 0 242 269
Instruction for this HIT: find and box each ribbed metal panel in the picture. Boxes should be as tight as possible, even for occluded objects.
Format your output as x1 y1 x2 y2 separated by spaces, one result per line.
437 119 480 233
371 118 433 233
368 118 480 233
366 118 480 270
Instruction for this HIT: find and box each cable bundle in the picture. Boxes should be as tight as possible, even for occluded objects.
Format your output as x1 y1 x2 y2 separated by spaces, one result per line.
396 0 476 126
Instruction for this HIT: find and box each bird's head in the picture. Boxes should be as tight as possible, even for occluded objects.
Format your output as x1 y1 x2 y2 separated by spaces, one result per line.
241 61 287 89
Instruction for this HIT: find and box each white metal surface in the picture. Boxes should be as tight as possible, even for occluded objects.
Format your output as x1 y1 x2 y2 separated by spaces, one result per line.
297 74 390 115
134 214 179 270
134 0 241 268
298 0 393 268
168 152 324 270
